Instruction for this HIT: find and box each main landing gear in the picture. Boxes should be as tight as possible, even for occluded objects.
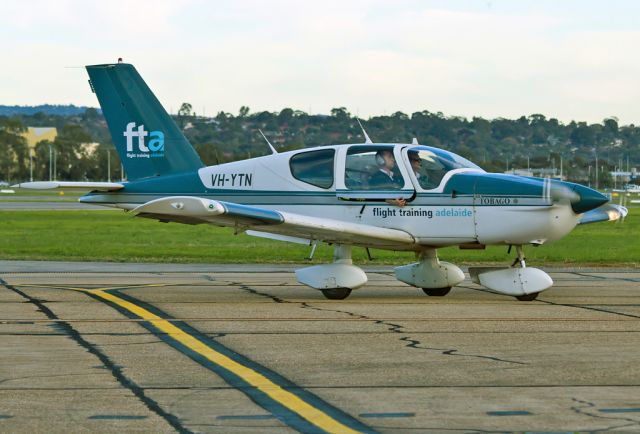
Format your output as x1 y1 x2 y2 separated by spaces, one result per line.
469 245 553 301
395 249 465 298
295 244 367 300
297 246 465 300
421 287 452 297
321 288 352 300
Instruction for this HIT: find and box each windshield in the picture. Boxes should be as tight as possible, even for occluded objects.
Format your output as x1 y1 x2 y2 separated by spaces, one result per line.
407 146 482 190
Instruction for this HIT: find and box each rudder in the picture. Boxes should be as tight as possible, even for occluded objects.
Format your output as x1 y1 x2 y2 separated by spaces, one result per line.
86 63 203 180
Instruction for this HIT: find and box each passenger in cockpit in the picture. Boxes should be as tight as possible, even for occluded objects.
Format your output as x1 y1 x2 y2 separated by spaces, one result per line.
421 159 446 189
409 151 423 179
409 150 445 190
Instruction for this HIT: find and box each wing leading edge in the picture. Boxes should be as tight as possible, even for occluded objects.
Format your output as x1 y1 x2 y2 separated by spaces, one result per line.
132 196 416 250
578 203 628 225
12 181 125 191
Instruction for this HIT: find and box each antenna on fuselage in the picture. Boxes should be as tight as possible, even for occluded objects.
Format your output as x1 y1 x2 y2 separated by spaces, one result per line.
356 119 373 144
411 137 420 145
258 129 278 154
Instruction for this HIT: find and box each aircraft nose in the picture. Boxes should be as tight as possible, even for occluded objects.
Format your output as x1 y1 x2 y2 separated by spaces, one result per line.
569 184 609 214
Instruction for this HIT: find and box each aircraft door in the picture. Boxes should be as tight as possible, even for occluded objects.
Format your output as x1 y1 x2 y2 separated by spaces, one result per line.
336 145 415 201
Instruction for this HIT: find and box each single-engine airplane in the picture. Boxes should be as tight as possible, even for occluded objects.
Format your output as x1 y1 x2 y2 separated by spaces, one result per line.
15 63 628 301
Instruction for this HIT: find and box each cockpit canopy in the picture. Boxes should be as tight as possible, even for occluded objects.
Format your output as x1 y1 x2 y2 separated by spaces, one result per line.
341 144 481 192
288 144 482 192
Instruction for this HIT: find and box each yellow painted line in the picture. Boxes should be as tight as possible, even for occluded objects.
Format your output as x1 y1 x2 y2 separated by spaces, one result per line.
83 288 361 434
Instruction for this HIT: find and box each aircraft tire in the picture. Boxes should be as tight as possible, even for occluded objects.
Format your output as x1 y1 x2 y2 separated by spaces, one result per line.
321 288 352 300
515 292 539 301
421 287 451 297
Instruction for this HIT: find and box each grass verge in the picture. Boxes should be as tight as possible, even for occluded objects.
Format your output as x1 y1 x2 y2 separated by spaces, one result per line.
1 209 637 266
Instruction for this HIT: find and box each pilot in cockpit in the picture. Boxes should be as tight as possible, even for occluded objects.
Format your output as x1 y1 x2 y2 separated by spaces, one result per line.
369 150 403 189
369 149 407 207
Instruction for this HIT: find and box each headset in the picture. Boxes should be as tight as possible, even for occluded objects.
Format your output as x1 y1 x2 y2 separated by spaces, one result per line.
375 150 387 166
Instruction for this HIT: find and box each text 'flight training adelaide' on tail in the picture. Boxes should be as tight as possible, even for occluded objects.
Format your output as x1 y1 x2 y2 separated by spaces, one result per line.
16 62 628 301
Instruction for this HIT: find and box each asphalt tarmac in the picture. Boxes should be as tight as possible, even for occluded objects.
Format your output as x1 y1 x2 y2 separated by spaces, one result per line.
1 262 639 433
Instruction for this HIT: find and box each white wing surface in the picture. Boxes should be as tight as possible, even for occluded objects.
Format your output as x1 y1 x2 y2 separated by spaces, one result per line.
13 181 125 191
132 196 416 250
578 203 628 225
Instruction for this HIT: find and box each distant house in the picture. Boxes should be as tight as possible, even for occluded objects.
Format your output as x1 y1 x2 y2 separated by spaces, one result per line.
22 127 58 151
77 142 100 158
504 168 565 181
609 170 637 184
505 169 534 177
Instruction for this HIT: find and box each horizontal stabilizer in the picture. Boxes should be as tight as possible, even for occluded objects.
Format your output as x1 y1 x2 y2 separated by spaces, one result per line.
132 196 416 249
12 181 124 191
578 204 628 225
132 196 283 226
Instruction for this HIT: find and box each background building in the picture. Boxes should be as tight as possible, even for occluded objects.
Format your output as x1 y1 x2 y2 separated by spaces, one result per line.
22 127 57 151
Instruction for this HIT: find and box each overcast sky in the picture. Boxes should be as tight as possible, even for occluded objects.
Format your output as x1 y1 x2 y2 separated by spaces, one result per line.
3 0 640 124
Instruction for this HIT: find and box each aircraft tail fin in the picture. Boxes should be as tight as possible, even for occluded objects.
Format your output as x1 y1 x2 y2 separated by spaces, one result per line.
86 63 203 180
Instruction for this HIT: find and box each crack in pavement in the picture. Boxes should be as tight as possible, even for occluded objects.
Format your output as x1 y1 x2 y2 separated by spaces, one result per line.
538 299 640 320
572 272 640 284
218 280 536 365
232 282 287 303
300 302 369 320
377 320 527 365
570 397 640 433
0 372 110 387
301 302 526 365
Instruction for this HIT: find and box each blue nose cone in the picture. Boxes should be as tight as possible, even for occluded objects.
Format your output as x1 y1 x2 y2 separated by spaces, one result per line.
570 184 609 214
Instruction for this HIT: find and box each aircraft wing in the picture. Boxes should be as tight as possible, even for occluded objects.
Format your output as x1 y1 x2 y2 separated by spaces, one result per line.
578 203 628 225
12 181 125 191
132 196 416 250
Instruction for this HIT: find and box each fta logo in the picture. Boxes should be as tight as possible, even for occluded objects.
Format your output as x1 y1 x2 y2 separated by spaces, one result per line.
123 122 165 158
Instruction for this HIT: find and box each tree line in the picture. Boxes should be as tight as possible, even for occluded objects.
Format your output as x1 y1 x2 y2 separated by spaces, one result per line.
0 105 638 187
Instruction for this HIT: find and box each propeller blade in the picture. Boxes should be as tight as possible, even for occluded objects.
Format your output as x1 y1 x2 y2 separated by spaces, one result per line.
549 183 580 203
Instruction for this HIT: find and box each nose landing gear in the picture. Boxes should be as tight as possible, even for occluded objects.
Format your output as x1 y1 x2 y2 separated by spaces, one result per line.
469 245 553 301
510 245 526 268
511 246 539 301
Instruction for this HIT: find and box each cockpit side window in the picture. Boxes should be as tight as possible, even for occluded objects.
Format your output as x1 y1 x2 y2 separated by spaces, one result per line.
345 146 404 190
289 149 335 189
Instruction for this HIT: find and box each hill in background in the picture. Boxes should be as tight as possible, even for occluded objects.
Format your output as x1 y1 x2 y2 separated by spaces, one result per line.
0 105 99 117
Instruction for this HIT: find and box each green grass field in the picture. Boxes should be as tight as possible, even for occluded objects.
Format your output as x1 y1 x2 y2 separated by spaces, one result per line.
1 188 86 197
0 208 637 266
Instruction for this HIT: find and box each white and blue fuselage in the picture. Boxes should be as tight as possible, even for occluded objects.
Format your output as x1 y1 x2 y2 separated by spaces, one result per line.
81 142 604 250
